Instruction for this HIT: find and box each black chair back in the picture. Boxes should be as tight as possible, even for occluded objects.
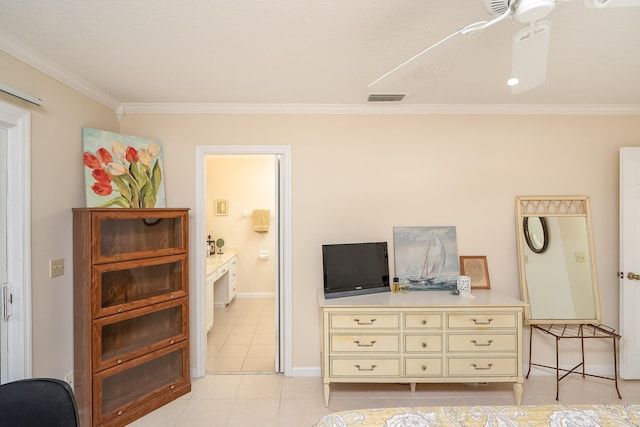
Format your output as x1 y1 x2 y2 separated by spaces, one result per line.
0 378 79 426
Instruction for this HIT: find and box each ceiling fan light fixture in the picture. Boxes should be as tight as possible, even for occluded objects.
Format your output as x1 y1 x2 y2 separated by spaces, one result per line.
516 0 556 22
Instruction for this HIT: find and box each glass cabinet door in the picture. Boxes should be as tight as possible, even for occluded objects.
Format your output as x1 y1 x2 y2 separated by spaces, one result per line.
94 342 189 425
93 298 188 372
91 209 188 264
92 254 187 317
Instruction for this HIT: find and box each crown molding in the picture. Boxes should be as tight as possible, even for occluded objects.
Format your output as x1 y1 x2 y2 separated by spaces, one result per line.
120 102 640 115
0 31 121 111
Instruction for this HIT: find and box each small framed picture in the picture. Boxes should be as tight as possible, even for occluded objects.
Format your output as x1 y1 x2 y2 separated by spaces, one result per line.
459 256 491 289
215 200 228 216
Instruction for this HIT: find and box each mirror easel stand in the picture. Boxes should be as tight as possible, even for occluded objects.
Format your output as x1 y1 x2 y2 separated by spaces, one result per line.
515 196 622 400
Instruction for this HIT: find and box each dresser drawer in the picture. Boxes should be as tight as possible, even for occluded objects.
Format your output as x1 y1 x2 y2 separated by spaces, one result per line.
330 313 399 329
447 333 516 353
331 334 399 352
447 357 517 377
331 358 400 377
404 334 442 353
447 313 516 329
405 358 443 376
405 313 442 329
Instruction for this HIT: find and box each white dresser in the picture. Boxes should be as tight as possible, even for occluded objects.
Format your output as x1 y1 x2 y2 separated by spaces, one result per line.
318 289 525 406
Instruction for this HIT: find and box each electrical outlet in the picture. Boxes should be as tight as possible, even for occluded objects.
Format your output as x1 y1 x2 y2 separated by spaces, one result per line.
49 258 65 278
575 252 587 263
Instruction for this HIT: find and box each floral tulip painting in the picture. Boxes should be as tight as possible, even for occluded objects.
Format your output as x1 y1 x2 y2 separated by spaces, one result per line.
82 128 166 208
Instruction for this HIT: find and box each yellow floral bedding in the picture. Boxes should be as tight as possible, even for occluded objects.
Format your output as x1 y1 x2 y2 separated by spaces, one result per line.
312 404 640 426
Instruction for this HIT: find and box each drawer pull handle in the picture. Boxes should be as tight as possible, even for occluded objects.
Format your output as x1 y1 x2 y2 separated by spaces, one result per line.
117 359 122 364
471 339 493 347
353 318 376 325
354 340 376 347
421 365 427 371
117 410 123 416
170 385 175 390
471 363 493 370
421 342 428 348
354 364 377 371
421 320 427 325
471 318 493 325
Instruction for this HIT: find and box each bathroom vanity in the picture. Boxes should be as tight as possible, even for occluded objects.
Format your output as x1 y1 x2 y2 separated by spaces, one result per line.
206 250 238 331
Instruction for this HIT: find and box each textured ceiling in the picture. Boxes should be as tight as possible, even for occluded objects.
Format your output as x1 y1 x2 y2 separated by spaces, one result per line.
0 0 639 108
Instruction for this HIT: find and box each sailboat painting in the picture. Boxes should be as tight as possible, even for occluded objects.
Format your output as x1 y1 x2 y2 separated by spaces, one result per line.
393 226 460 291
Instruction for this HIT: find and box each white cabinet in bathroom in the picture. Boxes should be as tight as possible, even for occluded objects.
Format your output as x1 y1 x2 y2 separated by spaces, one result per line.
205 250 238 332
206 273 215 332
214 255 237 306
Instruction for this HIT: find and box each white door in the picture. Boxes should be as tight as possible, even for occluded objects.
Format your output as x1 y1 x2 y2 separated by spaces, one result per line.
0 100 31 382
1 128 8 382
619 147 640 379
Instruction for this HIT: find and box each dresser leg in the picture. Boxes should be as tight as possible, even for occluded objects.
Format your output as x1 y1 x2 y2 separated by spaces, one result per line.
513 382 523 405
324 383 330 407
410 382 416 393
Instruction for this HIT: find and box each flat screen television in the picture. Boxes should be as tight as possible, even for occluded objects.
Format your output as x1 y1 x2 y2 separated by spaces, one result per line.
322 241 390 299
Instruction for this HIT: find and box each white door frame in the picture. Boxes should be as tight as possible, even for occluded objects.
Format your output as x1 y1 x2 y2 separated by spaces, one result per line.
0 100 32 382
192 145 291 378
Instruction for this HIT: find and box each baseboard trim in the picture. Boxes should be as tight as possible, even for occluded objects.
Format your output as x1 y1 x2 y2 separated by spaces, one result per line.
290 367 321 377
236 292 275 299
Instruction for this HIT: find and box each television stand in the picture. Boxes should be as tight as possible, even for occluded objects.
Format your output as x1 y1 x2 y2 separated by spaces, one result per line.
318 289 526 406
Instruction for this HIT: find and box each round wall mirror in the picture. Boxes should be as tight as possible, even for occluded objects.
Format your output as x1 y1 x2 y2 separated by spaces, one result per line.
523 217 548 253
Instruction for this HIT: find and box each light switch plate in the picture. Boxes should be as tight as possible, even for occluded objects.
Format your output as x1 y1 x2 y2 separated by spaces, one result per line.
49 258 65 278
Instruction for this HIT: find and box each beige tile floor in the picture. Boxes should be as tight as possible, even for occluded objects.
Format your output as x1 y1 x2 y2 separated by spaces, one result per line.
129 373 640 426
129 298 640 426
206 297 276 373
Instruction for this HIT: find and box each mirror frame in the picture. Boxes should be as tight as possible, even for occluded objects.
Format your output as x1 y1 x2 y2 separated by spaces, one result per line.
515 196 601 325
523 217 549 253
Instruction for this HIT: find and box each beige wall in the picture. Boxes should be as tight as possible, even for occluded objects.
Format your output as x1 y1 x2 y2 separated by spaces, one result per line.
206 155 276 294
0 51 119 378
121 113 640 370
3 49 640 380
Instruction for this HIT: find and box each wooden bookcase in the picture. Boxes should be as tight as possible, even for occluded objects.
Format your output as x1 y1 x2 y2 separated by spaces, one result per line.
72 208 191 427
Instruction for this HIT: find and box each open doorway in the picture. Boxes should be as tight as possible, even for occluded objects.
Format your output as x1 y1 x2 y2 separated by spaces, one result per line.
193 145 291 379
205 155 276 373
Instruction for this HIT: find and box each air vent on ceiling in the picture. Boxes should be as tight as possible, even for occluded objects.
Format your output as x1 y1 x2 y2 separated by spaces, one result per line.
367 94 405 102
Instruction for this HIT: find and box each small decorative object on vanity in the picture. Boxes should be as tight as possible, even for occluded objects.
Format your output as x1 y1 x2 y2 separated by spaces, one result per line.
206 234 216 256
216 238 225 254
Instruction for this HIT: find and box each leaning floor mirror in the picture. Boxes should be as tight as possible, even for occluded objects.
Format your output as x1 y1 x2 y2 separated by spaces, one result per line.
515 196 601 325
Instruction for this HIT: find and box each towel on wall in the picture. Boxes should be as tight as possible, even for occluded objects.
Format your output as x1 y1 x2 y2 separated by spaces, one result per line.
253 209 270 232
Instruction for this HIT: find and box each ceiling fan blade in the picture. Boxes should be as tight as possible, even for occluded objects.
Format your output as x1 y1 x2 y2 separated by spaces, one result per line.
368 1 517 88
585 0 640 7
510 21 551 94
